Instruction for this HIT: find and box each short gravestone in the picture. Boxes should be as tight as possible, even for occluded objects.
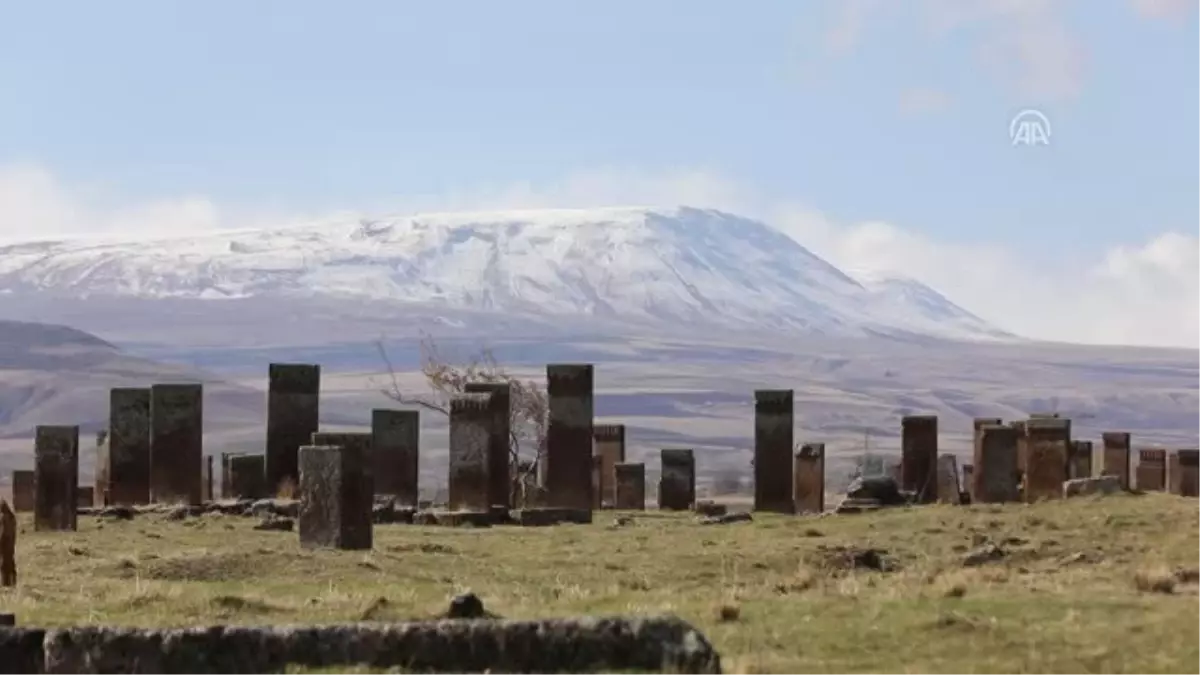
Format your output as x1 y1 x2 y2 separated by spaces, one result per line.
107 387 151 505
1169 449 1198 497
371 409 420 506
902 415 939 503
544 364 595 513
754 390 794 514
150 383 203 505
266 363 321 497
463 383 512 510
614 462 646 510
1102 432 1132 490
35 425 79 531
658 449 695 511
593 424 626 508
311 432 374 504
227 454 267 499
447 393 493 512
1069 440 1093 479
1136 449 1167 492
10 470 34 512
936 454 960 505
1024 418 1069 502
973 424 1019 503
298 444 372 550
793 443 824 514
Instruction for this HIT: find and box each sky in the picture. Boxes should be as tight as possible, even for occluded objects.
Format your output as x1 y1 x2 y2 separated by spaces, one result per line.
0 0 1197 348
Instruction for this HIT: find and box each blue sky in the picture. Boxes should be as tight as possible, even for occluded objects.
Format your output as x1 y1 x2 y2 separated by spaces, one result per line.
0 0 1197 346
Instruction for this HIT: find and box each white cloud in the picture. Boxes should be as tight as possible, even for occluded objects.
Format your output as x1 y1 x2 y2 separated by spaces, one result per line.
0 164 1195 349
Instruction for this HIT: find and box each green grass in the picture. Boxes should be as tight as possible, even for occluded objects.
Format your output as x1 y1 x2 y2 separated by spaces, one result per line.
2 493 1198 673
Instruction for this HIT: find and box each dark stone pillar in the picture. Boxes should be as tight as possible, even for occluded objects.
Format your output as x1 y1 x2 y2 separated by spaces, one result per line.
972 424 1019 503
614 462 646 510
1069 440 1093 479
266 364 320 496
108 387 151 505
754 389 794 514
1102 432 1132 490
298 444 372 550
370 409 419 506
545 364 594 513
593 424 625 508
11 470 34 512
150 383 203 505
464 382 512 509
202 455 214 502
1136 449 1167 491
1024 418 1069 502
901 415 938 503
793 442 824 514
35 425 78 531
657 449 695 511
447 394 492 512
1170 449 1198 497
227 455 266 499
310 432 374 507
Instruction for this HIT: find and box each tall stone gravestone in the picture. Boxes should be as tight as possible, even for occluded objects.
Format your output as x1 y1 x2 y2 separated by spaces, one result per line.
227 455 267 499
614 462 646 510
1102 432 1132 490
902 415 938 503
311 432 373 504
936 454 961 505
1169 449 1198 497
658 449 695 511
11 470 34 512
545 364 594 513
973 424 1019 503
298 444 372 550
593 424 625 507
1069 440 1093 479
447 393 493 512
464 382 512 509
1136 449 1166 492
35 425 78 531
266 364 320 496
754 390 794 514
1024 418 1069 502
793 443 824 514
370 409 420 506
150 384 203 505
107 387 151 505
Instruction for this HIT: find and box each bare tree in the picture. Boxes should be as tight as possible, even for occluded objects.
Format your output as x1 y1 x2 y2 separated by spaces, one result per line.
376 332 548 505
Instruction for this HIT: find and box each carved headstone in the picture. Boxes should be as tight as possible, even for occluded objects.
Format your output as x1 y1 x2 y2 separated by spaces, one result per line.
266 364 320 496
936 454 961 505
614 462 646 510
107 387 151 505
902 415 938 503
464 383 512 509
793 443 824 514
1101 432 1132 490
593 424 626 508
150 384 203 505
227 454 267 499
35 425 78 531
1170 449 1198 497
1069 440 1093 479
1024 418 1069 502
545 364 594 513
1135 449 1166 492
754 390 794 514
10 471 34 512
298 444 372 550
311 432 373 504
447 393 493 512
972 424 1019 503
658 449 695 511
371 409 420 506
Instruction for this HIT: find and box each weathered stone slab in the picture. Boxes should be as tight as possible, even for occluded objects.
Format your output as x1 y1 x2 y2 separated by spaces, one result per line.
614 462 645 510
298 443 372 550
311 432 374 506
266 364 320 496
447 393 493 512
658 449 695 511
76 485 94 509
902 415 938 503
1024 418 1069 502
35 425 79 531
545 364 594 513
464 383 512 510
936 454 960 505
1102 431 1132 490
1170 449 1198 497
1064 475 1122 498
1136 449 1167 492
150 383 203 505
793 443 824 514
754 389 794 514
107 387 151 505
94 433 108 507
1069 440 1093 479
10 471 34 513
593 424 625 508
227 454 267 500
370 409 419 506
972 424 1019 503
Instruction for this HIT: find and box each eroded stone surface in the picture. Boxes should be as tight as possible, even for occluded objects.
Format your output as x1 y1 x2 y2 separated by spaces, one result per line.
1102 432 1132 490
107 387 151 505
658 449 695 511
593 424 626 508
150 384 203 505
463 383 512 510
754 390 794 514
936 454 960 505
1135 449 1166 492
614 462 645 510
1024 419 1069 502
266 364 321 496
901 415 938 504
371 409 420 506
298 443 372 550
545 364 594 512
793 443 825 514
973 424 1019 504
35 425 79 532
448 393 493 512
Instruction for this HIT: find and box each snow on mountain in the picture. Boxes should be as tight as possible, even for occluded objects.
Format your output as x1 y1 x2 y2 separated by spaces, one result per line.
0 206 1014 341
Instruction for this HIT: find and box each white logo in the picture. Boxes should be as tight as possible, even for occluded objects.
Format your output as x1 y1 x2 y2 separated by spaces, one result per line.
1010 109 1051 146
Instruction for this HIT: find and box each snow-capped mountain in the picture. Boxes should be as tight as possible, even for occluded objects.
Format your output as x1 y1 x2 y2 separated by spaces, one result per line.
0 206 1013 341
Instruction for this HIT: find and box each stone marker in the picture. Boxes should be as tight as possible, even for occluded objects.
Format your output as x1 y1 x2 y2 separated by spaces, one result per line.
370 409 420 506
614 462 646 510
1069 440 1093 479
0 500 15 587
464 383 512 509
266 364 320 496
75 485 94 509
227 454 267 499
10 471 34 513
902 415 939 503
311 432 374 505
545 364 594 514
973 424 1019 503
593 424 626 507
298 444 372 550
1170 449 1199 497
447 393 493 512
107 387 151 505
793 443 824 514
1024 418 1069 502
35 425 79 531
150 383 203 505
1101 431 1132 490
658 449 695 511
754 389 795 514
1136 449 1167 492
936 454 961 505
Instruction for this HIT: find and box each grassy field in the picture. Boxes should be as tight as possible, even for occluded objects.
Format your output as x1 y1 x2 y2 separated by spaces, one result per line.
2 493 1198 673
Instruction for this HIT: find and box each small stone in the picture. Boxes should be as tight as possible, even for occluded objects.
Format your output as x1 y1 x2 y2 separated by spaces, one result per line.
1063 476 1123 498
698 512 752 525
446 592 485 619
962 543 1007 567
254 516 294 532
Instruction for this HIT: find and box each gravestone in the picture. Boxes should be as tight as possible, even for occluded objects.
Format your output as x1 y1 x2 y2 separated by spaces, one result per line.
76 485 95 509
545 364 594 513
1024 418 1069 502
150 383 203 505
1069 440 1093 479
35 425 78 531
107 387 151 505
614 462 646 510
10 471 34 512
1171 449 1198 497
227 454 267 499
447 393 493 512
973 424 1019 503
936 454 961 505
1102 432 1132 490
266 364 321 496
311 431 373 505
658 449 695 511
1135 449 1166 491
902 415 939 503
371 409 420 506
793 443 824 514
464 383 512 509
754 389 794 514
593 424 626 507
298 444 372 550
